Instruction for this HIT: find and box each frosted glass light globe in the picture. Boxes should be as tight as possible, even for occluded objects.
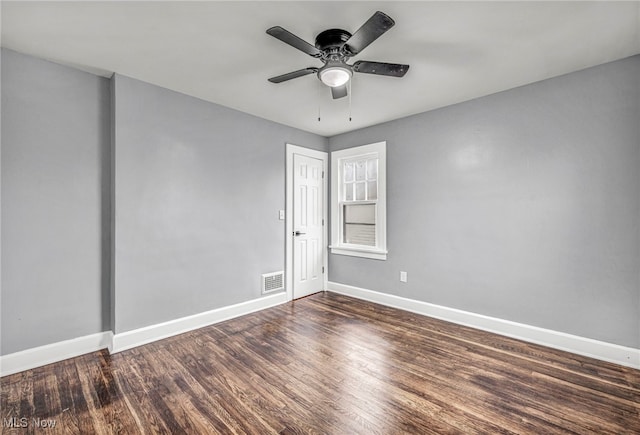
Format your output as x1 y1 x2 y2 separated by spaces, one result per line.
319 67 351 87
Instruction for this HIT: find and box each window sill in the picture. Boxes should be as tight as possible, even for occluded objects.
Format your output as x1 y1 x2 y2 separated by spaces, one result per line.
329 246 387 261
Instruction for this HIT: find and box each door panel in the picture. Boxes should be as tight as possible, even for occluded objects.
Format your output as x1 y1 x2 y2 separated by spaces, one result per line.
293 153 324 298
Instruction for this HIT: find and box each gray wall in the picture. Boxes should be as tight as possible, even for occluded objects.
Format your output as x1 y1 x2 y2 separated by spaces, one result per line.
1 49 111 354
1 49 326 351
2 46 636 354
112 74 327 333
329 55 640 348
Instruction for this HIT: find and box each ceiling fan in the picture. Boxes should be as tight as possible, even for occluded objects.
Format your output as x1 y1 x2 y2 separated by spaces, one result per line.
266 11 409 99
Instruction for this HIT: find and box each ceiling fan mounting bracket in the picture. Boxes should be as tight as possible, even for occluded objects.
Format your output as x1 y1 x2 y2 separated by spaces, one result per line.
315 29 353 59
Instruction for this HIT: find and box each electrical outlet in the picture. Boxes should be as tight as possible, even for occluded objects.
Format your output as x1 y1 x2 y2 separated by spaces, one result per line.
400 271 407 282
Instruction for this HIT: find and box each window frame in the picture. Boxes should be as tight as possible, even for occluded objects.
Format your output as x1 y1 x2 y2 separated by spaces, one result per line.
330 141 387 260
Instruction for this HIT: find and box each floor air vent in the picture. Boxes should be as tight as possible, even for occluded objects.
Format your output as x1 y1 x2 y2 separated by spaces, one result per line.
262 271 284 294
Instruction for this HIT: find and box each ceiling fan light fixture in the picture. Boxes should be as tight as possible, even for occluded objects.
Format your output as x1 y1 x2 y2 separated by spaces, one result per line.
319 65 352 87
267 11 408 100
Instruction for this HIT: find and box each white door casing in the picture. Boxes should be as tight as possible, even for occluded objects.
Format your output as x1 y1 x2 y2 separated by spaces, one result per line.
293 154 324 298
286 144 328 300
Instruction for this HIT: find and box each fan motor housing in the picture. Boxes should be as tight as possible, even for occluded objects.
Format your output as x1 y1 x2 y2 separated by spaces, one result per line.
314 29 352 51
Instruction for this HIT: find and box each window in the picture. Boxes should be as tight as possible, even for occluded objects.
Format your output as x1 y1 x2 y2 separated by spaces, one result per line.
330 141 387 260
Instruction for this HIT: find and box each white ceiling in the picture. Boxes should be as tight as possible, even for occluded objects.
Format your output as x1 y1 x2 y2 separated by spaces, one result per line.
2 1 639 137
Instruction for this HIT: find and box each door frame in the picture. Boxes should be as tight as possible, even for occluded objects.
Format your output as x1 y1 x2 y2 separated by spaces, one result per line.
285 143 329 302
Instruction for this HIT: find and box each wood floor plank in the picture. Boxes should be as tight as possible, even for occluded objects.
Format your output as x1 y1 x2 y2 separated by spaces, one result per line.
195 327 349 433
2 292 639 434
122 346 214 434
234 328 389 434
212 319 384 434
55 358 92 434
73 352 124 435
168 332 295 433
310 293 640 400
268 301 531 433
305 294 639 433
238 308 472 433
315 293 640 391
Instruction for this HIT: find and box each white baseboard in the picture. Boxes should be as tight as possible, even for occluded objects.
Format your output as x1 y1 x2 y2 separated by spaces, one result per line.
1 292 289 376
110 292 288 353
0 331 113 377
4 287 635 375
327 281 640 370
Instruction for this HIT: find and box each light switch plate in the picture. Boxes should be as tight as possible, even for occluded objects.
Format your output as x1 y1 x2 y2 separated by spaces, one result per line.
400 271 407 282
279 210 285 220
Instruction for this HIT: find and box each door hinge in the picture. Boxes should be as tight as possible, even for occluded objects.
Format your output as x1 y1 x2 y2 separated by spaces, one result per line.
322 266 325 274
322 171 325 179
322 219 325 226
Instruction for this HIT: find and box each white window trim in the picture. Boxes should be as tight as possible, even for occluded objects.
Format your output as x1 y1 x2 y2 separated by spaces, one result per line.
330 141 387 260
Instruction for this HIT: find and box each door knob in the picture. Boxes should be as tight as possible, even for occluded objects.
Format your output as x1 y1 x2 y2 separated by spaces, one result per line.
293 231 306 236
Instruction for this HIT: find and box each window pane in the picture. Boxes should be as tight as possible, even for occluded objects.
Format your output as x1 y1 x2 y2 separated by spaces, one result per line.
343 203 376 246
367 181 377 200
355 182 366 200
367 159 377 180
344 162 354 183
345 182 354 201
344 224 376 246
356 160 366 181
344 203 375 224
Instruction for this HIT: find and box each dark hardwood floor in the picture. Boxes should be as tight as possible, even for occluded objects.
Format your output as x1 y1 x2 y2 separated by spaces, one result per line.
2 292 639 434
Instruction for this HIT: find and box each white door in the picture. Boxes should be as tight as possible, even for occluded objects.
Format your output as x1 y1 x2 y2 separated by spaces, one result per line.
293 153 325 298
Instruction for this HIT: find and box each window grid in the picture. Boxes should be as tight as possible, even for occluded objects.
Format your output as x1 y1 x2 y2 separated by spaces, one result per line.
330 141 386 260
341 157 379 246
343 157 378 202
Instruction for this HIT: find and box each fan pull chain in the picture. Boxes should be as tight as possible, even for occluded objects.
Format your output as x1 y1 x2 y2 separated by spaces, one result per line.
317 80 321 122
348 79 352 122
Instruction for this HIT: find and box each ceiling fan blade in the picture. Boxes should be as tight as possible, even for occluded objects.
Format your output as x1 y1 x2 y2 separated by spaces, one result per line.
268 68 318 83
331 84 348 99
267 26 322 57
344 11 395 55
353 61 409 77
